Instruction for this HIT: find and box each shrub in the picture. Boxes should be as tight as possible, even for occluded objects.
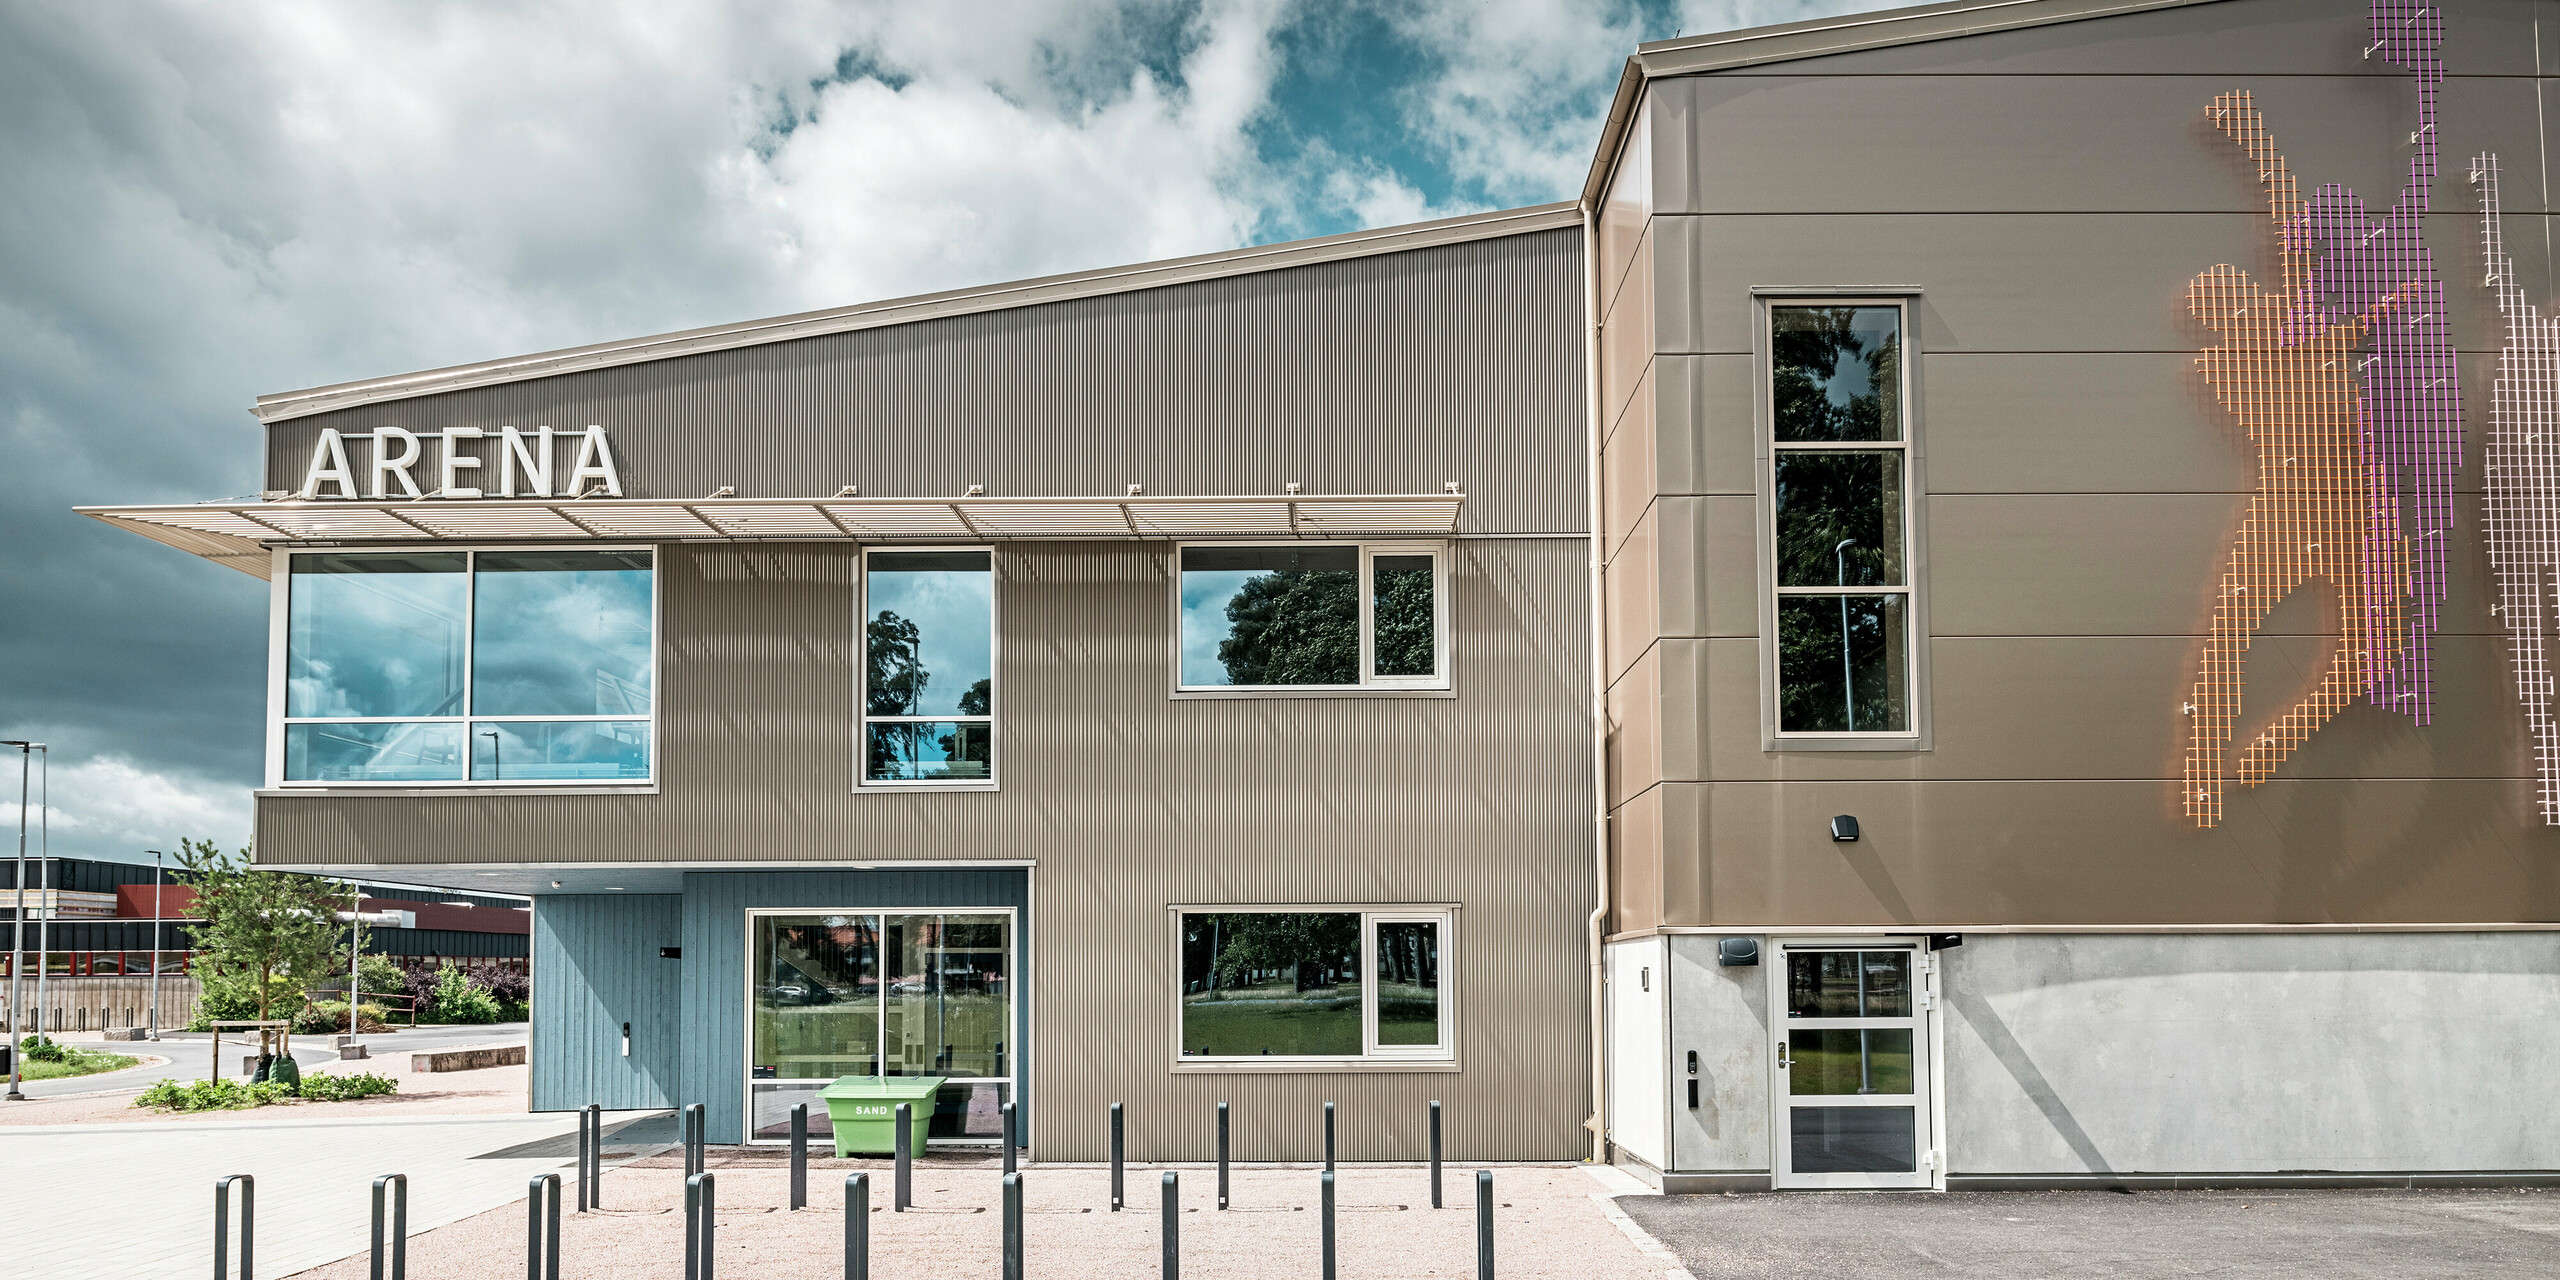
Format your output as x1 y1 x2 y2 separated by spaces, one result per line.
294 1001 394 1035
19 1035 68 1064
298 1071 399 1102
132 1077 292 1112
428 964 504 1025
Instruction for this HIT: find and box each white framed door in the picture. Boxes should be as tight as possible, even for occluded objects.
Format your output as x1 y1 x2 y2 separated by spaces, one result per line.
1768 939 1937 1189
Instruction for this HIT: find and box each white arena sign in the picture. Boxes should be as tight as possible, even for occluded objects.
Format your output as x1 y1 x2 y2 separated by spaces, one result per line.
300 425 623 500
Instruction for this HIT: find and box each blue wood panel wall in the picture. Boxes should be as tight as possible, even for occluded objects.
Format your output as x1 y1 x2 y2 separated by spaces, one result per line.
531 894 682 1111
678 869 1030 1144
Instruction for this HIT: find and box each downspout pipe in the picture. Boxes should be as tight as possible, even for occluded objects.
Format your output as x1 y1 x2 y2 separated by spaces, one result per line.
1578 198 1611 1167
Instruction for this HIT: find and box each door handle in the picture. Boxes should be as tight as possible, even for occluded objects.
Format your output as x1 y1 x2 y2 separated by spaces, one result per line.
1775 1042 1792 1069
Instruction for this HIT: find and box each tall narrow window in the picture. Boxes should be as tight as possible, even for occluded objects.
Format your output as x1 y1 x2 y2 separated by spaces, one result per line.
863 549 994 784
1768 304 1914 736
278 548 654 784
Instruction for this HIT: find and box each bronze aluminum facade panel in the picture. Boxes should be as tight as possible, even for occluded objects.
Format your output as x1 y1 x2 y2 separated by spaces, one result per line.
258 537 1596 1159
1704 0 2543 79
1646 72 2547 217
262 230 1586 537
1667 776 2560 926
1605 0 2560 929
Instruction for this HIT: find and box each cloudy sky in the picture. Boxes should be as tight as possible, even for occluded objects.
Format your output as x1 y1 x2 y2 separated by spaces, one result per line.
0 0 1883 866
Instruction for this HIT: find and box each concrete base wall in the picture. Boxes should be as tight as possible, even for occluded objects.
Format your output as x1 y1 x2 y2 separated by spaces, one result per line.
1642 931 2560 1179
1943 932 2560 1175
4 976 201 1035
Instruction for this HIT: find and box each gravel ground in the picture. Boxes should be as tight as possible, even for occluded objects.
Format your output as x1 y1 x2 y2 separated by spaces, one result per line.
281 1162 1664 1279
0 1045 528 1126
1619 1186 2560 1280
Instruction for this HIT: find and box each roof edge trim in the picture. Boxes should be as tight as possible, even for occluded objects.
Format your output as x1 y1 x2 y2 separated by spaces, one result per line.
254 202 1582 424
1578 0 2230 204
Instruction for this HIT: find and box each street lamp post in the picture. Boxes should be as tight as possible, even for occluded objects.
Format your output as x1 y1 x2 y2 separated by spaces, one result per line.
146 850 166 1041
1833 540 1858 731
3 740 42 1102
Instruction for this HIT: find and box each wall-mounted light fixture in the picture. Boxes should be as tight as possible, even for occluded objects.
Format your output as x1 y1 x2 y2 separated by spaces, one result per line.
1830 815 1860 842
1717 937 1759 967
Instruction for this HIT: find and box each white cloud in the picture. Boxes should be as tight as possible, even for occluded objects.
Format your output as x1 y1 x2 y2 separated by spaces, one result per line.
0 754 252 864
1382 0 1651 204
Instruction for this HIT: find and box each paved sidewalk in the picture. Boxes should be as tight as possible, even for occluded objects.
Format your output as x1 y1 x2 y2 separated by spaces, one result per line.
0 1108 657 1280
1618 1187 2560 1279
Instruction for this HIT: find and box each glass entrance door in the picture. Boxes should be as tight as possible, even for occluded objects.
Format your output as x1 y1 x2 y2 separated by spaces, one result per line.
749 909 1015 1144
1770 942 1933 1189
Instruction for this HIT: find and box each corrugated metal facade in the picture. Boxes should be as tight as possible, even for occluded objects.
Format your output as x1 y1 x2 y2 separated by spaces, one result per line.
256 223 1597 1160
261 230 1587 537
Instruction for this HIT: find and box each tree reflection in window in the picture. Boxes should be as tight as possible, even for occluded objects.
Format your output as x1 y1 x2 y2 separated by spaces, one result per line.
1772 307 1901 443
1219 562 1358 686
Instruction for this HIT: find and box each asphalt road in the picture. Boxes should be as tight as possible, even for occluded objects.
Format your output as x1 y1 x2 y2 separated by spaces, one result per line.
1620 1187 2560 1279
9 1022 527 1097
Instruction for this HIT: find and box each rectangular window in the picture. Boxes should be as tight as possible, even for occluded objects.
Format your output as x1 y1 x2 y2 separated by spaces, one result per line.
1176 543 1448 691
277 548 654 785
747 910 1014 1143
1767 303 1916 737
1177 909 1451 1062
862 549 995 785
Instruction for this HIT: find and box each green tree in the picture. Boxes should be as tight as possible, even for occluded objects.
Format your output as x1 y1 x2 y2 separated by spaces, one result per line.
175 839 351 1039
1206 913 1359 993
1371 562 1435 677
1219 570 1358 685
866 610 929 774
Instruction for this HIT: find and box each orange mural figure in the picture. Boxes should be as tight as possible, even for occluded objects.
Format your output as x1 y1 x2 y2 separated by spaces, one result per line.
2183 92 2404 827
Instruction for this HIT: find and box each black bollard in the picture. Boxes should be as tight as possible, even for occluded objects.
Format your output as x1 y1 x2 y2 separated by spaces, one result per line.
1474 1169 1494 1279
526 1173 560 1280
370 1173 407 1280
1161 1170 1182 1278
587 1104 604 1209
1429 1100 1443 1209
1319 1168 1336 1280
1002 1171 1024 1280
893 1103 913 1212
844 1172 868 1280
1109 1101 1125 1211
684 1102 706 1178
790 1103 809 1211
685 1171 717 1280
1001 1101 1017 1176
214 1174 254 1280
1215 1101 1230 1210
1323 1100 1336 1172
575 1107 593 1212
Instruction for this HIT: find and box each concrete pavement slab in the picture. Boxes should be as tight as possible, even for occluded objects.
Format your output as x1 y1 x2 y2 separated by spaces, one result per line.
1617 1187 2560 1279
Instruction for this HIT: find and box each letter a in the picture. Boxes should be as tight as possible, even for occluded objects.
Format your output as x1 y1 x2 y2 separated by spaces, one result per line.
301 429 358 499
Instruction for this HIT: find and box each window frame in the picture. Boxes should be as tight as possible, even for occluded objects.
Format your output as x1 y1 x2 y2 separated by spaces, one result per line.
855 544 1000 792
741 905 1020 1147
1752 292 1933 751
1169 905 1458 1073
1168 540 1453 698
263 543 661 790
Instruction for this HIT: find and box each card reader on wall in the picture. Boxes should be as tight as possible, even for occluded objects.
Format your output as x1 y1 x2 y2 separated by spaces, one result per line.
621 1022 631 1057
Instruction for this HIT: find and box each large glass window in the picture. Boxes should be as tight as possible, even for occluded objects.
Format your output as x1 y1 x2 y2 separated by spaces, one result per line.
749 911 1014 1143
1768 304 1914 736
863 550 994 784
1178 910 1451 1062
1176 543 1447 690
279 549 654 784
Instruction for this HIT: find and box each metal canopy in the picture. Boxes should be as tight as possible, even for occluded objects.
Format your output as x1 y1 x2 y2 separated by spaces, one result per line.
75 491 1469 579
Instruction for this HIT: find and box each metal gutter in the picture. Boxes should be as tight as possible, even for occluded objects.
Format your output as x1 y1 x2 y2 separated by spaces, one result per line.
252 202 1584 425
1578 197 1612 1167
1577 0 2233 205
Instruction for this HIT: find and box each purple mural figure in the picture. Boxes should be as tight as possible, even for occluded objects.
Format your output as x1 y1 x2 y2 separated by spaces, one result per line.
2471 151 2560 823
2298 0 2464 725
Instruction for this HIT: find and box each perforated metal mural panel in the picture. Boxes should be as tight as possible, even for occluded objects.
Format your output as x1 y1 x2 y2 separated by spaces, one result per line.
2472 152 2560 825
2182 2 2459 828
